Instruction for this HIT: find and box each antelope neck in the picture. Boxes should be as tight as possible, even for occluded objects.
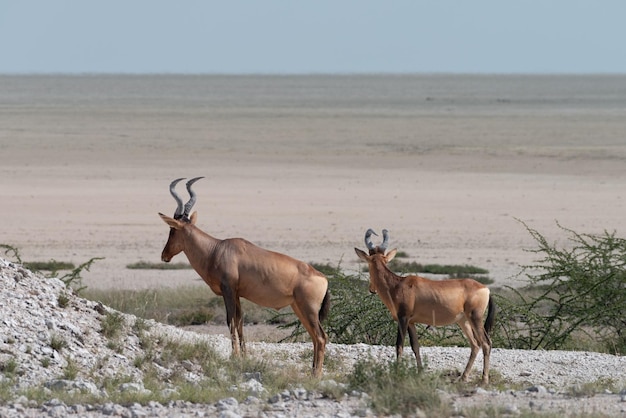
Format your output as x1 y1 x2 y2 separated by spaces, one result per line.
182 226 220 270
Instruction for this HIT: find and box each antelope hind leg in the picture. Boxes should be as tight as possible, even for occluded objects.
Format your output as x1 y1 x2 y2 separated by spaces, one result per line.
235 298 246 355
458 319 480 382
291 302 327 377
479 319 492 385
467 311 491 385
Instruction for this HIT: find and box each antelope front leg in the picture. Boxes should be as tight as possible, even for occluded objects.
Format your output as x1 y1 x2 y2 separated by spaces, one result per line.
220 284 241 357
395 317 409 360
407 324 423 371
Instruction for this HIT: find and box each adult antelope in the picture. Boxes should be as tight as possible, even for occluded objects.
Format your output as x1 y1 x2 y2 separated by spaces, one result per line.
355 229 495 384
159 177 330 377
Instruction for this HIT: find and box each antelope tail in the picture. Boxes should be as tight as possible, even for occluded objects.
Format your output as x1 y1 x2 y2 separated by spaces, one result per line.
319 289 331 323
484 295 496 336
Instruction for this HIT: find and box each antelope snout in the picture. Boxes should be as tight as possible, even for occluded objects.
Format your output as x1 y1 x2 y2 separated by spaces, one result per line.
161 253 171 263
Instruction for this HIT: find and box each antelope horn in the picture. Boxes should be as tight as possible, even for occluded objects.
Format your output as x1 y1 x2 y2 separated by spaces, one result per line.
169 178 186 219
182 176 204 218
364 228 378 250
380 229 390 251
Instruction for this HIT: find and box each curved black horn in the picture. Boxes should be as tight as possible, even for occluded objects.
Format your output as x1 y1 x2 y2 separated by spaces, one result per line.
364 228 378 250
182 176 204 218
169 178 186 219
380 229 390 251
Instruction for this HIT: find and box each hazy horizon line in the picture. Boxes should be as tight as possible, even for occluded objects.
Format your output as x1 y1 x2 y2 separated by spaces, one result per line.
3 71 626 77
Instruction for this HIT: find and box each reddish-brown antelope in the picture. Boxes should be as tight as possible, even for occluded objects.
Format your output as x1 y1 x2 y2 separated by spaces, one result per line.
355 229 495 384
159 177 330 377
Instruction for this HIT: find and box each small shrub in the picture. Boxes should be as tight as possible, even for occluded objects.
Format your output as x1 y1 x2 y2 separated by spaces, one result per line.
133 318 151 334
0 380 14 404
0 358 18 376
62 357 79 380
49 334 67 352
493 221 626 353
168 308 214 326
348 357 451 417
100 311 125 339
0 244 22 263
57 257 103 293
57 293 70 308
310 262 341 276
568 377 618 398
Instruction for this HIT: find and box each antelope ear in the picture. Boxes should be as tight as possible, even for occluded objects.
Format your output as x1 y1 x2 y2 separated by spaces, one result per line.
354 248 369 261
189 211 198 224
159 213 183 229
385 248 398 263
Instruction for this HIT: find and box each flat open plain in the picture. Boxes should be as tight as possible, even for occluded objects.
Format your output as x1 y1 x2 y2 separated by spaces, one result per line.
2 74 626 290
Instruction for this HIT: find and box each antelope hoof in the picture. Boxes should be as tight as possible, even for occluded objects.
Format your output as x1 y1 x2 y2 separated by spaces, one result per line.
231 346 241 357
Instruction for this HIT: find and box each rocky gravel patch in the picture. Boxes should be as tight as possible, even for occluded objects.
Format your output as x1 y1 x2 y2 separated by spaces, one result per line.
1 258 625 417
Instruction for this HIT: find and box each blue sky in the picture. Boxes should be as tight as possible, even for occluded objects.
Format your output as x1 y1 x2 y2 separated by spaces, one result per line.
1 1 625 74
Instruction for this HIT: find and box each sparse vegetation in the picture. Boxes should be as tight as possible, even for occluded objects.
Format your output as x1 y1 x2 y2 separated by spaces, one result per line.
2 225 625 414
567 377 619 398
0 244 22 263
0 358 18 377
348 357 451 417
83 285 275 327
0 246 101 295
23 260 75 272
492 221 626 355
126 261 191 270
62 357 79 380
56 257 103 293
100 311 125 339
125 336 319 405
49 334 68 352
389 260 489 276
57 292 70 308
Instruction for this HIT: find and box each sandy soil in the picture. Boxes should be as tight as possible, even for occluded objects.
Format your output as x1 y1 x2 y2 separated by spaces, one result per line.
2 75 626 291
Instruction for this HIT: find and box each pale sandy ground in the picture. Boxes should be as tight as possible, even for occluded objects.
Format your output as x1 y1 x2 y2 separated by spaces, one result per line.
2 75 626 293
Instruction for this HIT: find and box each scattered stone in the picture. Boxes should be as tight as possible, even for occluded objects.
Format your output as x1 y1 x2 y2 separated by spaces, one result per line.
292 387 308 400
526 385 548 394
236 378 265 397
475 387 490 395
216 397 239 411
